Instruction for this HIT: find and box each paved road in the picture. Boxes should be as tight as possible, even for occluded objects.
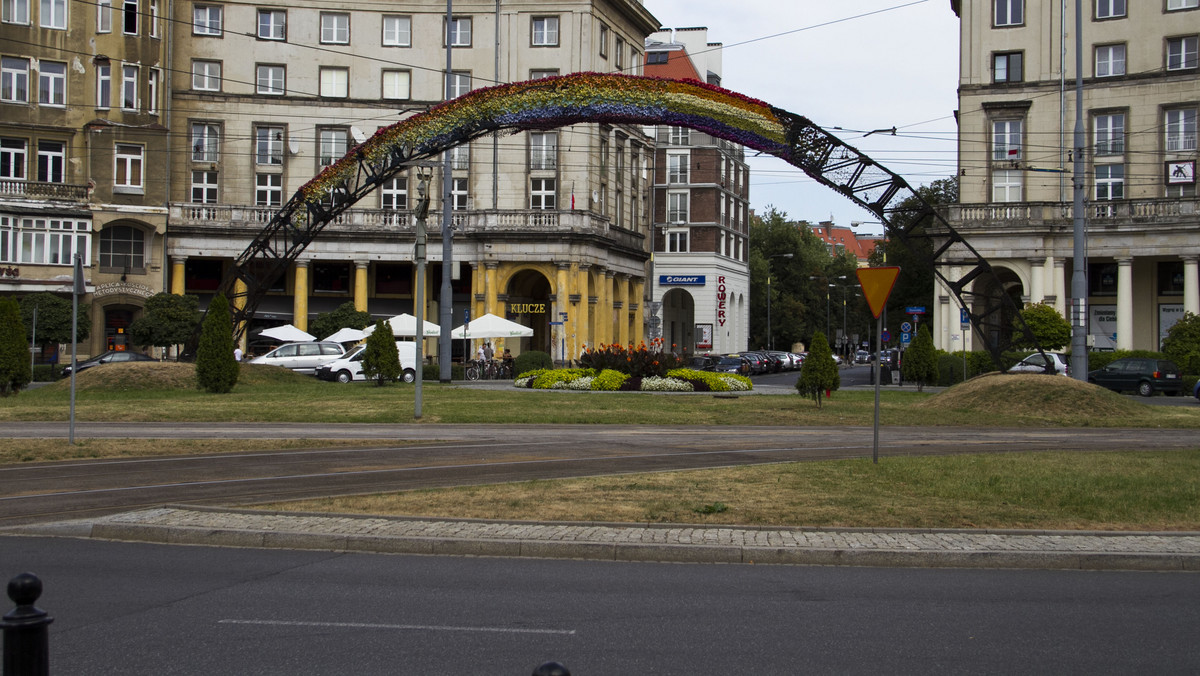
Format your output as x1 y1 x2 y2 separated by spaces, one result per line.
2 422 1197 527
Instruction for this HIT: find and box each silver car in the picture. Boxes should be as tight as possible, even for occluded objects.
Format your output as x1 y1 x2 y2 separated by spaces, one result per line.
250 341 345 374
1008 352 1069 376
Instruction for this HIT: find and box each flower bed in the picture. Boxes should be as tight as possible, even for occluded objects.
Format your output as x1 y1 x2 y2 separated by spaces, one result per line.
515 367 751 392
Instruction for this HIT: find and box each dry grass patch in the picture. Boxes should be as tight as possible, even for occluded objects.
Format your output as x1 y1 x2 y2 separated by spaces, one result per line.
915 372 1151 422
1 438 405 464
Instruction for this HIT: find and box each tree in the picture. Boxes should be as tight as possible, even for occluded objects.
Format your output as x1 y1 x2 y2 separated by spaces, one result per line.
0 298 32 396
748 206 833 350
128 293 200 356
195 294 239 393
19 292 89 354
1162 312 1200 374
795 332 839 407
309 302 372 342
902 324 938 392
1011 303 1071 351
361 319 400 386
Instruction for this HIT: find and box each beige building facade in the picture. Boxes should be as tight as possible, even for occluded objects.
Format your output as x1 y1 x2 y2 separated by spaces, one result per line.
943 0 1199 353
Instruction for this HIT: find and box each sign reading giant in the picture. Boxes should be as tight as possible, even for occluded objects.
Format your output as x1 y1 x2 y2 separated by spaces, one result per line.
659 275 705 286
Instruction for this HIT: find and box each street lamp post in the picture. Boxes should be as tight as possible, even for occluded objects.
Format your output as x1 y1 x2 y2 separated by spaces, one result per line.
809 274 846 343
841 285 861 358
766 253 793 350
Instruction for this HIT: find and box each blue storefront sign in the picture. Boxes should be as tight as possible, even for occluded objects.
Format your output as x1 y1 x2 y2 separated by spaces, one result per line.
659 275 706 286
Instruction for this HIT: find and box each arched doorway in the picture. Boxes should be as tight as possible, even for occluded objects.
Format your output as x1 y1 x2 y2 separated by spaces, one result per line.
504 269 552 354
661 288 695 355
971 267 1024 350
103 307 137 352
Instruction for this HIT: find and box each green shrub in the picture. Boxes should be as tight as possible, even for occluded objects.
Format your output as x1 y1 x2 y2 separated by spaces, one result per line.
514 350 553 375
32 364 59 382
0 297 32 396
591 369 629 391
796 332 839 406
1162 312 1200 374
194 294 238 394
361 320 400 385
533 368 594 389
422 363 464 381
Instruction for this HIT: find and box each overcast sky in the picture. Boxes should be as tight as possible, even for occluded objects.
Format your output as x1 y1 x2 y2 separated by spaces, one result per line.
643 0 961 235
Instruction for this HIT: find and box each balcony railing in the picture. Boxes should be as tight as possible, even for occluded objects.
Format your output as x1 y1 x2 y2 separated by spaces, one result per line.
0 179 89 201
948 196 1198 226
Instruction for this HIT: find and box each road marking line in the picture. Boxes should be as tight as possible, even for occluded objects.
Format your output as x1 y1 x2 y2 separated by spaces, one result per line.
219 619 575 635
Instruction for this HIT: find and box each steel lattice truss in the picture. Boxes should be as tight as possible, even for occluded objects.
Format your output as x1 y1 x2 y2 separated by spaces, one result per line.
207 75 1042 368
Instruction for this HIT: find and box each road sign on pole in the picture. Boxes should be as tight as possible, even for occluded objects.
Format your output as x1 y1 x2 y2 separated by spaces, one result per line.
855 266 901 466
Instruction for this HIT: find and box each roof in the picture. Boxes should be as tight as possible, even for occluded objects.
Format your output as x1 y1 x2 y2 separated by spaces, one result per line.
807 221 884 263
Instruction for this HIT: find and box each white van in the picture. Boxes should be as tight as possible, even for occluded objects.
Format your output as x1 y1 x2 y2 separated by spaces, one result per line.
315 341 417 383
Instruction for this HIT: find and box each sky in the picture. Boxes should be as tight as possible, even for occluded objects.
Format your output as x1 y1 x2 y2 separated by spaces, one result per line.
642 0 961 236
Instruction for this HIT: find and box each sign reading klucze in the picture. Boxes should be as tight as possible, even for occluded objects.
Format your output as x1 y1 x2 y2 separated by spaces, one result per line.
659 275 705 286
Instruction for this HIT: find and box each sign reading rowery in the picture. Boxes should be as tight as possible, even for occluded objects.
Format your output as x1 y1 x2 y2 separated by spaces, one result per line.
716 275 727 328
659 275 705 286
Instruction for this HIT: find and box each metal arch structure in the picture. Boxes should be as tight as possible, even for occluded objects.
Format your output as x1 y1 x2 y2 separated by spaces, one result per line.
208 72 1040 367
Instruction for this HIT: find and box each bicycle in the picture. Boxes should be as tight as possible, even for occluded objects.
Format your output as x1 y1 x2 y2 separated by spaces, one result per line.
465 359 481 381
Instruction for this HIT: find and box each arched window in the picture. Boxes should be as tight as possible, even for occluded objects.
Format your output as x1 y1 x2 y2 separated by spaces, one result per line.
99 224 145 272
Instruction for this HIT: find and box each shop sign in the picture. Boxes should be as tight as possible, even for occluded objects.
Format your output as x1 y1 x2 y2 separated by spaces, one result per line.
716 276 727 327
509 303 546 314
92 281 155 299
660 275 705 286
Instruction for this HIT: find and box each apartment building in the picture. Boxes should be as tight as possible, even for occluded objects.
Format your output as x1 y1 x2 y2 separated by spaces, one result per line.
1 0 170 357
941 0 1199 353
167 0 659 362
643 27 751 354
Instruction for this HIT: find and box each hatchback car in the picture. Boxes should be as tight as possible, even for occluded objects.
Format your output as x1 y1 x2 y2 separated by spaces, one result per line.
61 350 156 376
1008 352 1069 376
250 341 345 375
714 355 751 376
1087 357 1183 397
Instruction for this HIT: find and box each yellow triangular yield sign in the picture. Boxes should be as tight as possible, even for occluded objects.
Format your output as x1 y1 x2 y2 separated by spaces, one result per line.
856 267 900 319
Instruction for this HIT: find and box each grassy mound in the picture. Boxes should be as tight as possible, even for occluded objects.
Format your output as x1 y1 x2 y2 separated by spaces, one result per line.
914 372 1148 420
58 362 304 392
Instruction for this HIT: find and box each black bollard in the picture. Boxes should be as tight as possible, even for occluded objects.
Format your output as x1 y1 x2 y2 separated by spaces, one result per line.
2 573 53 676
532 661 570 676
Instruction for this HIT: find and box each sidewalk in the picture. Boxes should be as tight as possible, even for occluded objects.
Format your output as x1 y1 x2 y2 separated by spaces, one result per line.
12 506 1199 572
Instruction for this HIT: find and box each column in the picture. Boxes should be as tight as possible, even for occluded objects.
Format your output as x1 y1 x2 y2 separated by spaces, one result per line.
1053 259 1067 317
232 278 248 351
631 278 645 347
485 262 499 317
471 264 485 323
577 264 591 351
602 270 615 347
1028 258 1044 305
938 293 951 352
1183 255 1199 316
353 262 368 312
1116 257 1133 351
170 257 187 295
616 274 630 348
556 264 570 364
293 260 309 332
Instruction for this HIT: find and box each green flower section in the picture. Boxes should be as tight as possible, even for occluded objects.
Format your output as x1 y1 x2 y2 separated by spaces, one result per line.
512 367 752 392
591 369 630 391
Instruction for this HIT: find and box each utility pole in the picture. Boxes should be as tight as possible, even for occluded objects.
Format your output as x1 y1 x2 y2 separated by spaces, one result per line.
1070 0 1089 380
438 0 455 382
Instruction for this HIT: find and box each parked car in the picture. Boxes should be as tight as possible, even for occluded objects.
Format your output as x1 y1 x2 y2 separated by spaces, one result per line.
714 355 751 376
739 351 769 375
250 341 345 375
1087 357 1183 397
765 351 797 371
854 350 872 364
1008 352 1069 376
316 342 417 383
688 355 718 371
61 350 156 377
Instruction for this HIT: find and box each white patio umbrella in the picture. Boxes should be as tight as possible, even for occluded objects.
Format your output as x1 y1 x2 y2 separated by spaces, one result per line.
257 323 315 342
363 313 441 337
322 327 367 343
450 313 534 339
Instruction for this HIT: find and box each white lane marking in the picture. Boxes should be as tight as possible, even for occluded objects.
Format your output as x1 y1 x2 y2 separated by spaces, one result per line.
219 619 575 635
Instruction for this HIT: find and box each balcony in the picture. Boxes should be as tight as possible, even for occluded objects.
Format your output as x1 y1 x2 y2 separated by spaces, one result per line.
947 197 1199 228
0 179 90 201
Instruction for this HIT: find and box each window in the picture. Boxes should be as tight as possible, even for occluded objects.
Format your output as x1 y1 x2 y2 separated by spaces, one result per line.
449 145 468 171
530 132 556 169
992 168 1023 202
319 67 347 98
2 0 29 24
614 38 625 70
1094 112 1125 155
1 138 26 179
318 128 347 168
532 16 558 46
256 64 284 95
192 60 220 91
446 17 470 46
97 0 110 31
36 141 63 182
320 12 348 43
1167 36 1198 71
994 0 1023 26
40 0 65 29
255 174 281 207
192 4 221 36
1095 164 1124 200
4 216 90 265
530 69 558 80
1095 0 1124 18
669 127 690 145
667 191 688 223
114 143 143 190
380 176 406 209
667 152 688 184
666 229 688 252
1167 0 1198 9
191 170 217 203
190 122 219 162
992 52 1023 82
255 125 283 165
530 178 555 209
446 71 470 98
147 68 159 113
37 60 65 105
381 70 410 99
99 225 142 270
257 9 284 40
147 0 157 36
1095 44 1125 77
1166 109 1197 152
382 15 410 46
96 64 110 107
599 23 609 58
121 64 137 109
1 57 29 103
992 119 1022 160
122 0 136 34
451 177 468 210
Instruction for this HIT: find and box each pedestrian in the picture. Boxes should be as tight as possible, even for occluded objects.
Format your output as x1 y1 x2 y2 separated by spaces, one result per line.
476 343 486 363
483 341 494 362
233 346 243 361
